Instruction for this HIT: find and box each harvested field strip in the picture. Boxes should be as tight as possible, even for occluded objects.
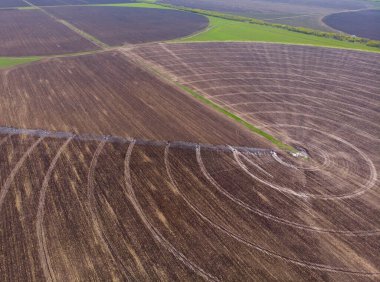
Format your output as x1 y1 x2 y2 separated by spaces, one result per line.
184 75 380 94
214 93 380 118
178 71 379 91
185 80 379 102
159 57 380 76
141 44 380 66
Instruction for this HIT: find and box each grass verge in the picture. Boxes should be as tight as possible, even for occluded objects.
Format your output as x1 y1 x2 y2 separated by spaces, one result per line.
0 57 40 69
178 84 296 152
93 3 168 9
177 16 380 52
128 53 295 151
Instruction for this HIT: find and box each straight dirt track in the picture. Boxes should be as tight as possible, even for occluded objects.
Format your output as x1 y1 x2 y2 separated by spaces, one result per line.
46 6 209 45
0 9 98 56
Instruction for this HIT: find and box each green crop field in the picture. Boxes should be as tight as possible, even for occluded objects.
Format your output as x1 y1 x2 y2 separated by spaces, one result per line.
178 16 380 52
0 57 40 69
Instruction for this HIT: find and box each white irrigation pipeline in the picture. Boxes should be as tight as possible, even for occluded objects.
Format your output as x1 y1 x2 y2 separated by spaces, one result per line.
0 125 272 154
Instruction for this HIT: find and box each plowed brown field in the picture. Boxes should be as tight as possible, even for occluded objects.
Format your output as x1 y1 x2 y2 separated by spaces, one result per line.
0 0 27 7
1 27 379 281
0 51 268 147
0 9 98 56
117 41 380 279
28 0 83 5
0 128 379 280
46 6 209 45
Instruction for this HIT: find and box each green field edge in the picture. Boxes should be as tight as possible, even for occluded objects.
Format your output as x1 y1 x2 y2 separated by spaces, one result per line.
177 85 296 152
0 48 110 69
170 38 380 54
0 56 41 69
160 4 380 53
132 53 296 152
12 1 380 53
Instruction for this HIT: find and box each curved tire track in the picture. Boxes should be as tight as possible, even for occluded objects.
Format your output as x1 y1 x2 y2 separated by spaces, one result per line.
165 145 380 276
124 141 219 282
0 136 44 212
36 137 72 282
87 139 132 280
195 146 380 236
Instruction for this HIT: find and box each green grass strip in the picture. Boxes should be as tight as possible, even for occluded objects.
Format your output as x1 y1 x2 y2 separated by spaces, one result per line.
17 6 37 10
176 16 380 52
178 84 296 152
93 3 169 9
159 4 380 52
0 57 40 69
136 0 157 3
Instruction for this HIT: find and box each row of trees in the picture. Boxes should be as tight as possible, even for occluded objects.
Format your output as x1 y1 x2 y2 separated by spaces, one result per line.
161 4 380 49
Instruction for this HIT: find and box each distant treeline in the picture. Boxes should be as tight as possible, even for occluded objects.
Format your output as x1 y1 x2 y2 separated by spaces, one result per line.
160 4 380 49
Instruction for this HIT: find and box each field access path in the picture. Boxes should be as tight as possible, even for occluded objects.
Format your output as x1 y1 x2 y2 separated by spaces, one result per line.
23 0 109 49
0 2 209 57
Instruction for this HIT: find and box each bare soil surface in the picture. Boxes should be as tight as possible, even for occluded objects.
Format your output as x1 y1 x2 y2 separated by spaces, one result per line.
126 42 380 278
1 20 379 281
0 51 269 147
46 6 209 45
28 0 134 5
159 0 374 31
0 0 28 7
0 9 98 56
323 9 380 40
0 130 379 280
28 0 85 6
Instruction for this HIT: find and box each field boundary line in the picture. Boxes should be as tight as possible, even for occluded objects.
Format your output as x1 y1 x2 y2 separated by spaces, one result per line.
22 0 108 49
167 40 380 54
120 48 296 153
